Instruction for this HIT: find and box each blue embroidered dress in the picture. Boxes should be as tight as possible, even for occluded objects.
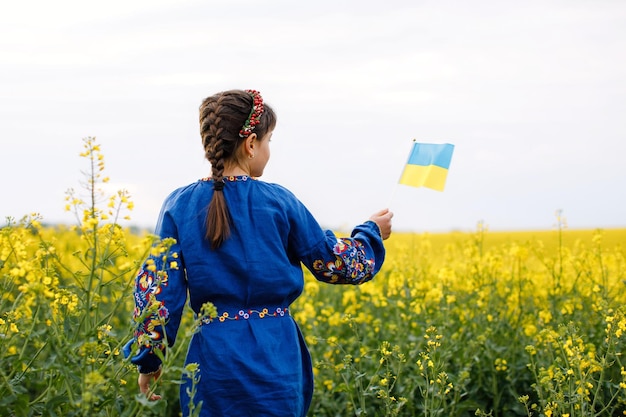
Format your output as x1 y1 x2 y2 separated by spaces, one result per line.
125 176 386 416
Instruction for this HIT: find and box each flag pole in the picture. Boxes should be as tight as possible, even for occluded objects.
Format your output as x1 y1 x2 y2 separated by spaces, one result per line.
387 138 417 208
386 183 399 210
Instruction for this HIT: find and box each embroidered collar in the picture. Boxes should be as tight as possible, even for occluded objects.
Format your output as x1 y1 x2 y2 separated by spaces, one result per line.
200 175 255 183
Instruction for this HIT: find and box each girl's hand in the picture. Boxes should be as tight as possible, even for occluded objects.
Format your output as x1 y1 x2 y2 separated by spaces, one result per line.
138 367 162 401
369 208 393 240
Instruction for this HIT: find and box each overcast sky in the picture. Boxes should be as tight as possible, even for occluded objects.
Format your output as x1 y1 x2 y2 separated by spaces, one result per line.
1 0 625 233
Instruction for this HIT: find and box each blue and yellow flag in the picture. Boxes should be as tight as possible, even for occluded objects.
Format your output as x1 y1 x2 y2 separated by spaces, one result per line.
398 142 454 191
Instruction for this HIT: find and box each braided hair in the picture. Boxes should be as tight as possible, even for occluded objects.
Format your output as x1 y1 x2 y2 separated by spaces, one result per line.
199 89 277 249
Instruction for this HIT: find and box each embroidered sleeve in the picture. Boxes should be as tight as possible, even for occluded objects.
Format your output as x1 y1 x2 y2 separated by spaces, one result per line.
126 253 172 372
301 221 386 285
123 218 188 373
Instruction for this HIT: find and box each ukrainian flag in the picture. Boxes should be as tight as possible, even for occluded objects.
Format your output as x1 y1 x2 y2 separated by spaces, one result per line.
398 142 454 191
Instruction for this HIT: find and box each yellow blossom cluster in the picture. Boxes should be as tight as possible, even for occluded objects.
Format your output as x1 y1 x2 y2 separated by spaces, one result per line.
3 142 626 417
293 225 626 415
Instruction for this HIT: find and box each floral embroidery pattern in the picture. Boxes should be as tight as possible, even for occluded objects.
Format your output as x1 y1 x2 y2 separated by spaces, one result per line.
201 307 289 325
312 238 376 285
132 259 170 349
200 175 255 183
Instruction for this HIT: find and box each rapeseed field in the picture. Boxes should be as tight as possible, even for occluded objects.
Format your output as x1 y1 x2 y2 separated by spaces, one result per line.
1 138 624 416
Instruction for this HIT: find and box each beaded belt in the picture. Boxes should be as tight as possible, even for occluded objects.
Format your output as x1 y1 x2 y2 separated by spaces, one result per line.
201 307 289 325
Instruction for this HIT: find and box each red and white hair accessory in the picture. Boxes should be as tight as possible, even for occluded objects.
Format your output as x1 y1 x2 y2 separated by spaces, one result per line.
239 89 264 138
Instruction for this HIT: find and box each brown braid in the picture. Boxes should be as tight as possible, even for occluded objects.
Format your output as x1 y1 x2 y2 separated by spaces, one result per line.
199 90 277 249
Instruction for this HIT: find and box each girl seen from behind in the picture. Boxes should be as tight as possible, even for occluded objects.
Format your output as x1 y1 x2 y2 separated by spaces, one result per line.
125 89 393 416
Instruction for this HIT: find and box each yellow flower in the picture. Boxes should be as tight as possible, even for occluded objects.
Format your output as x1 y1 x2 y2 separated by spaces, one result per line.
97 324 112 340
524 323 538 337
342 290 357 308
539 309 552 324
327 312 341 327
495 358 507 372
185 362 200 373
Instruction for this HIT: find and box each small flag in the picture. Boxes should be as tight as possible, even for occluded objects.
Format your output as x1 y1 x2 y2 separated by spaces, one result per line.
398 142 454 191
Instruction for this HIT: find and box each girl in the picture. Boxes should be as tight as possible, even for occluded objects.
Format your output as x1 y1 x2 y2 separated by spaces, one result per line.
125 89 393 416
